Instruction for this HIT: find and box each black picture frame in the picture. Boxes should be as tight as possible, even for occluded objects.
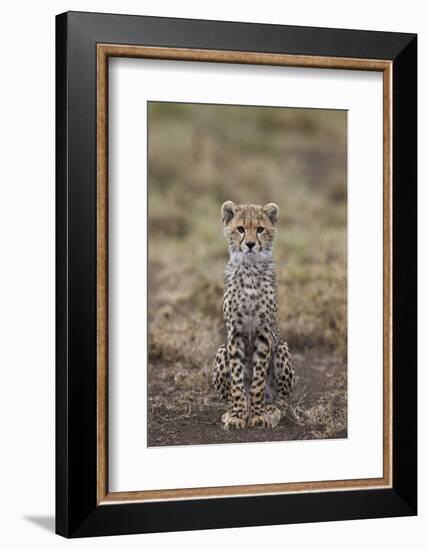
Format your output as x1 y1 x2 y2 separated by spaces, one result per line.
56 11 417 538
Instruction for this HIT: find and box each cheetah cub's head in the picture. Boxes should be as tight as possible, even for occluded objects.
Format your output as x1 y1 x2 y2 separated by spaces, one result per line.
221 201 279 264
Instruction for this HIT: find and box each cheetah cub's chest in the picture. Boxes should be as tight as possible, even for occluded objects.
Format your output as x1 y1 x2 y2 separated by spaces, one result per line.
225 263 275 335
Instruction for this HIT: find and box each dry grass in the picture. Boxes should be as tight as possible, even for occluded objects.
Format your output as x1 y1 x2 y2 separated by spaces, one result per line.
147 102 347 446
285 368 347 440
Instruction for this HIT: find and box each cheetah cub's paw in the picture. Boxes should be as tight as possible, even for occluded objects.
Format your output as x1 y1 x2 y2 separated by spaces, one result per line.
248 406 281 428
221 411 247 430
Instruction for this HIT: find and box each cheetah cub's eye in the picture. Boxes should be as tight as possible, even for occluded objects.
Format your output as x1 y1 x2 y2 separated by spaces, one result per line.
237 226 245 234
257 227 264 233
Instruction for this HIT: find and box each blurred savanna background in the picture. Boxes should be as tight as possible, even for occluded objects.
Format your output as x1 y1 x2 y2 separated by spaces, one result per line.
147 101 347 446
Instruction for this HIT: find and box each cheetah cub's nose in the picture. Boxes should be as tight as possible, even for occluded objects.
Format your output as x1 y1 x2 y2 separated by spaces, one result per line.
246 241 256 250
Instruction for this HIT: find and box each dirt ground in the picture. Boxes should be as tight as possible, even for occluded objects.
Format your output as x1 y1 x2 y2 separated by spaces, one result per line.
148 350 347 446
147 102 347 447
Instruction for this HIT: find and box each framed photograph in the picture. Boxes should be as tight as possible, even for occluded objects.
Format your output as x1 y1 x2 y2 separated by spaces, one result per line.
56 11 417 537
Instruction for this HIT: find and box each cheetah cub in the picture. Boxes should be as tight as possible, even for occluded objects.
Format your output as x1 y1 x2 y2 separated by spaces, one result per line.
213 201 295 430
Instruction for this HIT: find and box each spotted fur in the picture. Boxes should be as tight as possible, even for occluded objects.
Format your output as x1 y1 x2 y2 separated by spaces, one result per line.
213 201 295 429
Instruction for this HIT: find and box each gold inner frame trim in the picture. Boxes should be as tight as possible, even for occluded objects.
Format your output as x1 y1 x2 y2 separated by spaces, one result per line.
96 44 393 505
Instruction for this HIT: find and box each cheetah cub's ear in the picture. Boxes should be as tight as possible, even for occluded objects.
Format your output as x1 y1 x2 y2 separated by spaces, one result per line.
221 201 237 225
263 203 279 225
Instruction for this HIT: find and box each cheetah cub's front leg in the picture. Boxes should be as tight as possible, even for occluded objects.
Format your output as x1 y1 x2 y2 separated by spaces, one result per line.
220 329 248 430
248 332 280 428
213 344 237 428
213 340 248 430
